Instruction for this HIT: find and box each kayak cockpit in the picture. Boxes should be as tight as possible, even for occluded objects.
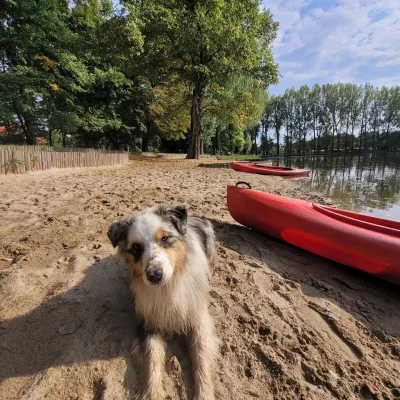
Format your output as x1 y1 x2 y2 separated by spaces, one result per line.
312 203 400 238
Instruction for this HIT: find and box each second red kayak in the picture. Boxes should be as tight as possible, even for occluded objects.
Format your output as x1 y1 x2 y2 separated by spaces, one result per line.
231 162 310 176
227 184 400 284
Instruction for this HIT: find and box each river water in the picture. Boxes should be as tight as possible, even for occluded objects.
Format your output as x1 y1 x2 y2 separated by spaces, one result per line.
274 153 400 221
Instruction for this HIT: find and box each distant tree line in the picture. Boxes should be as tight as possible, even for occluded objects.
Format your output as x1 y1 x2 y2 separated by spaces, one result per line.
260 83 400 157
0 0 279 158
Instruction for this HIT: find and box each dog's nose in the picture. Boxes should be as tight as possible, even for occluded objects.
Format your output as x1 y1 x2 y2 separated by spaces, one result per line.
146 268 163 284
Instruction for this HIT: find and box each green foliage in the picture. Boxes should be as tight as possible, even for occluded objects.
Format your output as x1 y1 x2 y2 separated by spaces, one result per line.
133 0 279 158
5 157 25 174
1 0 279 155
148 82 191 141
264 83 400 156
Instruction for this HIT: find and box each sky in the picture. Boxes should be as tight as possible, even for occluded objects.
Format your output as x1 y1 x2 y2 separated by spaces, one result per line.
263 0 400 95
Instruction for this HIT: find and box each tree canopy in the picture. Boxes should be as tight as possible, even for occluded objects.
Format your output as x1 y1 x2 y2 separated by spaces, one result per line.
0 0 278 157
262 83 400 156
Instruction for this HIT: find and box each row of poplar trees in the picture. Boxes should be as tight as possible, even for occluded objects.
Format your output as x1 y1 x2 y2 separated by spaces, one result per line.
262 83 400 156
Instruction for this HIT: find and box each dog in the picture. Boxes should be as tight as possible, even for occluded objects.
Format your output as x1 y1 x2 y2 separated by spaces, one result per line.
107 204 219 400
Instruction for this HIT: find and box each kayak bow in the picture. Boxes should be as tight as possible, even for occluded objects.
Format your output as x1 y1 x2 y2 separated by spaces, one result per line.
227 184 400 283
231 162 310 176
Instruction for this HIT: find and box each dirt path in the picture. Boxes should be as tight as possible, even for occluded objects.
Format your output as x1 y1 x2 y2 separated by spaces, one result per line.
0 160 399 400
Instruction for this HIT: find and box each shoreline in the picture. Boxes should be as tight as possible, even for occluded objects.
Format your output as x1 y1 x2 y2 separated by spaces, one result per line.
0 160 399 400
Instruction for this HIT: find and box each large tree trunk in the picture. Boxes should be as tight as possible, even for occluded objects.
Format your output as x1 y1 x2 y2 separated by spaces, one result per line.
187 86 203 159
15 112 36 145
141 133 150 152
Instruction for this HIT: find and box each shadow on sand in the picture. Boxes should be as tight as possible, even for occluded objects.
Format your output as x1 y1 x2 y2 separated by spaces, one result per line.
210 218 400 340
0 256 139 396
0 255 195 398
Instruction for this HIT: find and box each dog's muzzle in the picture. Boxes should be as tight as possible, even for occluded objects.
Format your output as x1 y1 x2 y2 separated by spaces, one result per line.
146 267 163 284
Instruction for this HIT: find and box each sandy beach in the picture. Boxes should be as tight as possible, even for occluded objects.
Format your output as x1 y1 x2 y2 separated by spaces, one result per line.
0 159 399 400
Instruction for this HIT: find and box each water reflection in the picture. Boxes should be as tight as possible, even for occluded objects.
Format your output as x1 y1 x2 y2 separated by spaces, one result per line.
275 153 400 221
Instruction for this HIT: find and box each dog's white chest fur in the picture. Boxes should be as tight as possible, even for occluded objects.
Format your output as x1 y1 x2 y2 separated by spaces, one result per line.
132 267 209 333
131 231 211 333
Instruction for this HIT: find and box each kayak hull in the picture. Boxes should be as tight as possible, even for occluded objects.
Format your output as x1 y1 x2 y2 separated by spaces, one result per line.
227 185 400 284
231 162 310 176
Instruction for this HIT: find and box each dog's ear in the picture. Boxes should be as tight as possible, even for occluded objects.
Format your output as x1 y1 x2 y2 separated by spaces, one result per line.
170 206 187 235
107 219 132 248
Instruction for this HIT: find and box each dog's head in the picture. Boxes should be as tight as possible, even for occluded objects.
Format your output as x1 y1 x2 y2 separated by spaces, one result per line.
107 205 187 286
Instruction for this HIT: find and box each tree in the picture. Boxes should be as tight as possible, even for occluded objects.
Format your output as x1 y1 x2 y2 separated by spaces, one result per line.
138 0 279 159
297 85 311 154
262 97 274 156
382 86 400 148
270 96 285 156
0 0 73 144
348 84 362 151
309 84 321 153
0 0 144 149
369 87 384 149
325 84 340 152
358 83 373 150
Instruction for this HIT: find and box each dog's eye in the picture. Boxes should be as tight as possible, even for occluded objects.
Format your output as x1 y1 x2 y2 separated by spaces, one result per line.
161 236 169 245
131 243 142 253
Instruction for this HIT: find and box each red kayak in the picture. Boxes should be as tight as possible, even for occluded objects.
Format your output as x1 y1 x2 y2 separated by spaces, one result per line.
227 184 400 284
231 162 310 176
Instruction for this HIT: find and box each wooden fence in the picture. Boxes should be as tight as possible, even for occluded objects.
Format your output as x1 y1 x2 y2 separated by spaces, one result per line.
0 150 129 175
0 145 127 153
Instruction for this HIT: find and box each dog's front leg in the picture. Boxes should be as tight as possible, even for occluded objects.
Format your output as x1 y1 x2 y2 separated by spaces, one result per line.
189 311 218 400
137 330 166 400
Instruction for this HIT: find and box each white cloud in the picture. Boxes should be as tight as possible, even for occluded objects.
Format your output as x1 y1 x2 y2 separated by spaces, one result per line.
264 0 400 93
375 56 400 68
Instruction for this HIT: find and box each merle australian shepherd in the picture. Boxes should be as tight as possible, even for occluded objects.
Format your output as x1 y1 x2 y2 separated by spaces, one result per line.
108 205 219 400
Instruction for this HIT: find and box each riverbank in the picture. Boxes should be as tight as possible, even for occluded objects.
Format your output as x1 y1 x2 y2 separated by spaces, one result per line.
0 159 399 400
217 149 400 162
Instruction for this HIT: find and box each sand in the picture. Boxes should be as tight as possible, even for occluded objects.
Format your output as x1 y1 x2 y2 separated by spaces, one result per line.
0 159 399 400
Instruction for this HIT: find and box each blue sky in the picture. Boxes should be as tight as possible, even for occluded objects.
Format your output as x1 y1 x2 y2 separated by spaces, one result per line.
263 0 400 94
